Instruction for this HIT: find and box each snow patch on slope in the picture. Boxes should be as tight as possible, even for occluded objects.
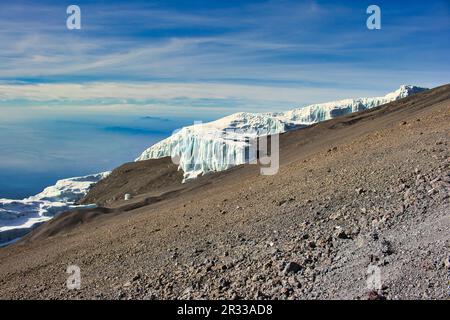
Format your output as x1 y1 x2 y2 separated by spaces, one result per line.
0 172 110 245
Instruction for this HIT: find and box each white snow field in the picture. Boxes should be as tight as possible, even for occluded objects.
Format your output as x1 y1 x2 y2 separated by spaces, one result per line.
137 85 427 181
0 172 110 245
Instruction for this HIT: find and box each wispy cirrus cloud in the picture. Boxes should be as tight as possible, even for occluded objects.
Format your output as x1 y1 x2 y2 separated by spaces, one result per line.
0 0 448 118
0 81 382 113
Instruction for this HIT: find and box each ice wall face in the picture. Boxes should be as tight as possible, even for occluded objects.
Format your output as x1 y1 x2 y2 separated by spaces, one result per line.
137 113 287 180
137 85 427 180
0 172 110 245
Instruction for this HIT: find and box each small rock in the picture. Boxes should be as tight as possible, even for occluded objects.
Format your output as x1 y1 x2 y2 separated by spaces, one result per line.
370 231 379 241
380 239 393 256
132 273 141 282
334 228 349 239
283 262 302 275
396 204 405 215
193 248 203 254
367 290 386 300
219 278 231 289
430 177 441 184
330 212 341 220
444 257 450 269
327 147 338 153
277 197 295 206
277 200 287 206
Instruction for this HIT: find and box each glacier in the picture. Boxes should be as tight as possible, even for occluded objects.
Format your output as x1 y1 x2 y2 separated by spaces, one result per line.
0 172 109 245
137 85 427 181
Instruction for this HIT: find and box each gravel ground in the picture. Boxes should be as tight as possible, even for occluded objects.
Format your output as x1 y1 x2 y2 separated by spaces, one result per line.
0 85 449 300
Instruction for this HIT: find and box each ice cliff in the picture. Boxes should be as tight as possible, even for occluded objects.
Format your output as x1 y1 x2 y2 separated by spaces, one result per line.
137 85 427 180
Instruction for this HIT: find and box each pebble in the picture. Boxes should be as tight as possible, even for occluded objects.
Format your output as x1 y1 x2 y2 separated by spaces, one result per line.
282 262 302 275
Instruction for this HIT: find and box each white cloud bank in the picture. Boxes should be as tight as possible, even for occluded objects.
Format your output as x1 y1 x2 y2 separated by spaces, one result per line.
0 81 385 107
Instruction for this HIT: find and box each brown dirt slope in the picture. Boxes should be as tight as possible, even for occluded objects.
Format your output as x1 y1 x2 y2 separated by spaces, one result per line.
0 84 449 300
79 158 183 206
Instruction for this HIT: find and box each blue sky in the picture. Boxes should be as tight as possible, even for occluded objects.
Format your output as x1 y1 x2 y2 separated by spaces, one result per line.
0 0 449 117
0 0 449 198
